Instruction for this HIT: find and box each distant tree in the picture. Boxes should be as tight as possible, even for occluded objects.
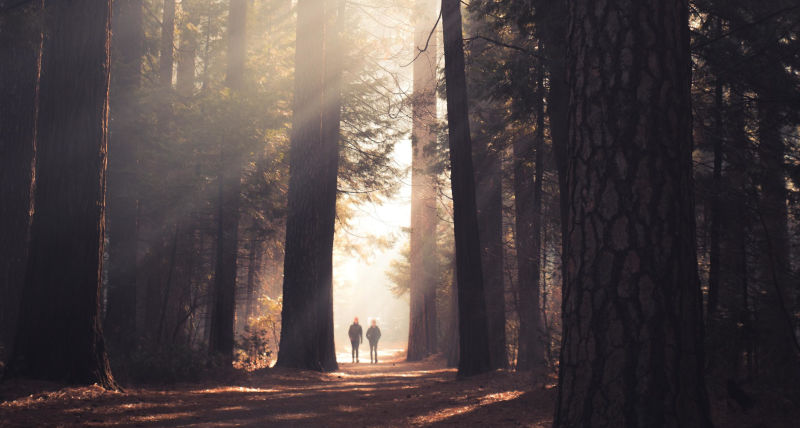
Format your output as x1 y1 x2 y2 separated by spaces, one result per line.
105 0 144 356
554 0 711 425
276 0 340 372
441 0 491 377
408 0 440 362
514 56 546 373
8 0 116 388
209 0 247 367
0 0 41 363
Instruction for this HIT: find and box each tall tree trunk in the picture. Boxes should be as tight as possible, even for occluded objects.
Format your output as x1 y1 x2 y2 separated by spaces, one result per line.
709 88 750 381
209 0 247 367
441 0 490 377
408 0 439 362
275 0 339 372
707 73 723 317
473 111 505 369
0 1 41 364
754 92 799 386
554 1 711 426
514 59 546 373
8 0 116 389
105 0 144 356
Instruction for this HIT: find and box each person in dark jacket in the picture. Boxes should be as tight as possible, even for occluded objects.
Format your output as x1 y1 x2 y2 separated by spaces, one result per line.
348 317 363 363
366 319 381 364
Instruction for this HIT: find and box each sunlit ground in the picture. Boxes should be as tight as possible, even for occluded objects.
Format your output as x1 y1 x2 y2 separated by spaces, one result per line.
0 358 555 427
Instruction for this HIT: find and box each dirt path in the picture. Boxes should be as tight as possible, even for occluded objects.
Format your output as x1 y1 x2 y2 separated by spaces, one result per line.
0 357 555 427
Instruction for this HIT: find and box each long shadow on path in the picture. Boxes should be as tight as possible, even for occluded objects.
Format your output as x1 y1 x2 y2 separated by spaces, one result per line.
0 357 555 427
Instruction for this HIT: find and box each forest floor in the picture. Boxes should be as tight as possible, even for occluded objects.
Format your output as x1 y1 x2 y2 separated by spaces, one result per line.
1 354 798 427
0 354 554 427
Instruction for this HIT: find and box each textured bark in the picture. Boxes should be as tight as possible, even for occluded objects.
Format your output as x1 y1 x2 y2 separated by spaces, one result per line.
275 0 339 372
105 0 144 356
473 112 505 369
408 0 439 362
441 0 490 377
554 1 711 426
210 0 247 365
0 1 41 364
8 0 116 389
514 63 546 373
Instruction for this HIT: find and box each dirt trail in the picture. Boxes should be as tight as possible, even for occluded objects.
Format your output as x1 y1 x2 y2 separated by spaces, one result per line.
0 356 555 427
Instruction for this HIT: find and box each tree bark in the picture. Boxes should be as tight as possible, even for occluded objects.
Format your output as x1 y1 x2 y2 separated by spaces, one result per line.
408 0 439 362
275 0 339 372
8 0 116 389
554 1 711 426
0 0 41 364
441 0 490 377
105 0 144 356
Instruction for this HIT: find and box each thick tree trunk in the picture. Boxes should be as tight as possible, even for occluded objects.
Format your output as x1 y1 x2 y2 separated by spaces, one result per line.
275 0 339 372
514 61 546 373
105 0 144 356
210 0 247 367
441 0 490 377
0 1 41 364
408 0 439 362
554 1 711 426
8 0 116 389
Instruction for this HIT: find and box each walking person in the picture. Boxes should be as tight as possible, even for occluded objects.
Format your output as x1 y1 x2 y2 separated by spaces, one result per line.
348 317 363 363
366 319 381 364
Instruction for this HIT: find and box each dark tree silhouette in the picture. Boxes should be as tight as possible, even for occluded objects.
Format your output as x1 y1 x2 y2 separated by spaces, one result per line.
472 108 506 370
209 0 247 367
554 0 712 426
276 0 339 372
514 58 546 373
441 0 491 377
0 0 41 363
8 0 116 389
105 0 144 356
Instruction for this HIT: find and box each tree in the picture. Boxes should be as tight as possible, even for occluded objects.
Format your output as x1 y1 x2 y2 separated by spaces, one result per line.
0 0 41 363
408 0 440 362
209 0 247 367
105 0 144 356
553 1 712 425
441 0 491 377
7 0 116 389
514 55 546 373
275 0 339 372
